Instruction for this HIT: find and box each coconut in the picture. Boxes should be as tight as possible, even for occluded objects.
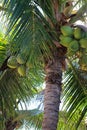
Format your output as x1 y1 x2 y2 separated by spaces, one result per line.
7 56 18 69
17 65 26 76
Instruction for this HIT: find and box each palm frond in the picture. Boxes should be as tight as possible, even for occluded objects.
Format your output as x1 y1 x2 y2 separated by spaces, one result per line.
76 106 87 129
0 67 44 129
2 0 59 65
62 61 87 129
0 33 7 67
70 1 87 23
0 68 41 116
12 109 43 130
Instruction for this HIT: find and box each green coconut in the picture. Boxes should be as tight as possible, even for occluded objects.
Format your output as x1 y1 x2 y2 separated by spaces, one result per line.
17 65 26 76
7 56 18 69
60 36 73 47
80 38 87 48
79 55 87 70
69 40 79 51
74 27 82 39
16 54 26 64
61 26 73 36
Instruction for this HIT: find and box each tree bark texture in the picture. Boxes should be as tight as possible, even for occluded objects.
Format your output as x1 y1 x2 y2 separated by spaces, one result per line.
42 51 63 130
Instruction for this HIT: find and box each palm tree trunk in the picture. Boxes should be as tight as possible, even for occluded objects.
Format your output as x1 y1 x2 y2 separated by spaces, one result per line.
42 50 63 130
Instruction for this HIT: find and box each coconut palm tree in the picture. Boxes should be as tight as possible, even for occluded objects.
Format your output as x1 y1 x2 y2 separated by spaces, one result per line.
1 0 87 130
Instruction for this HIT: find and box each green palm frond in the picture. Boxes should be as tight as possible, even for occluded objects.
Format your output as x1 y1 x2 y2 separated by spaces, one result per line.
62 61 87 129
0 44 6 67
11 109 43 130
2 0 58 61
0 67 43 129
0 33 7 67
70 1 87 23
0 68 42 117
75 106 87 129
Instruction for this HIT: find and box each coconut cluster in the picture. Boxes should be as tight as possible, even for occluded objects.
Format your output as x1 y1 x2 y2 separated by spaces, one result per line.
60 25 87 70
7 54 30 76
60 25 87 50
